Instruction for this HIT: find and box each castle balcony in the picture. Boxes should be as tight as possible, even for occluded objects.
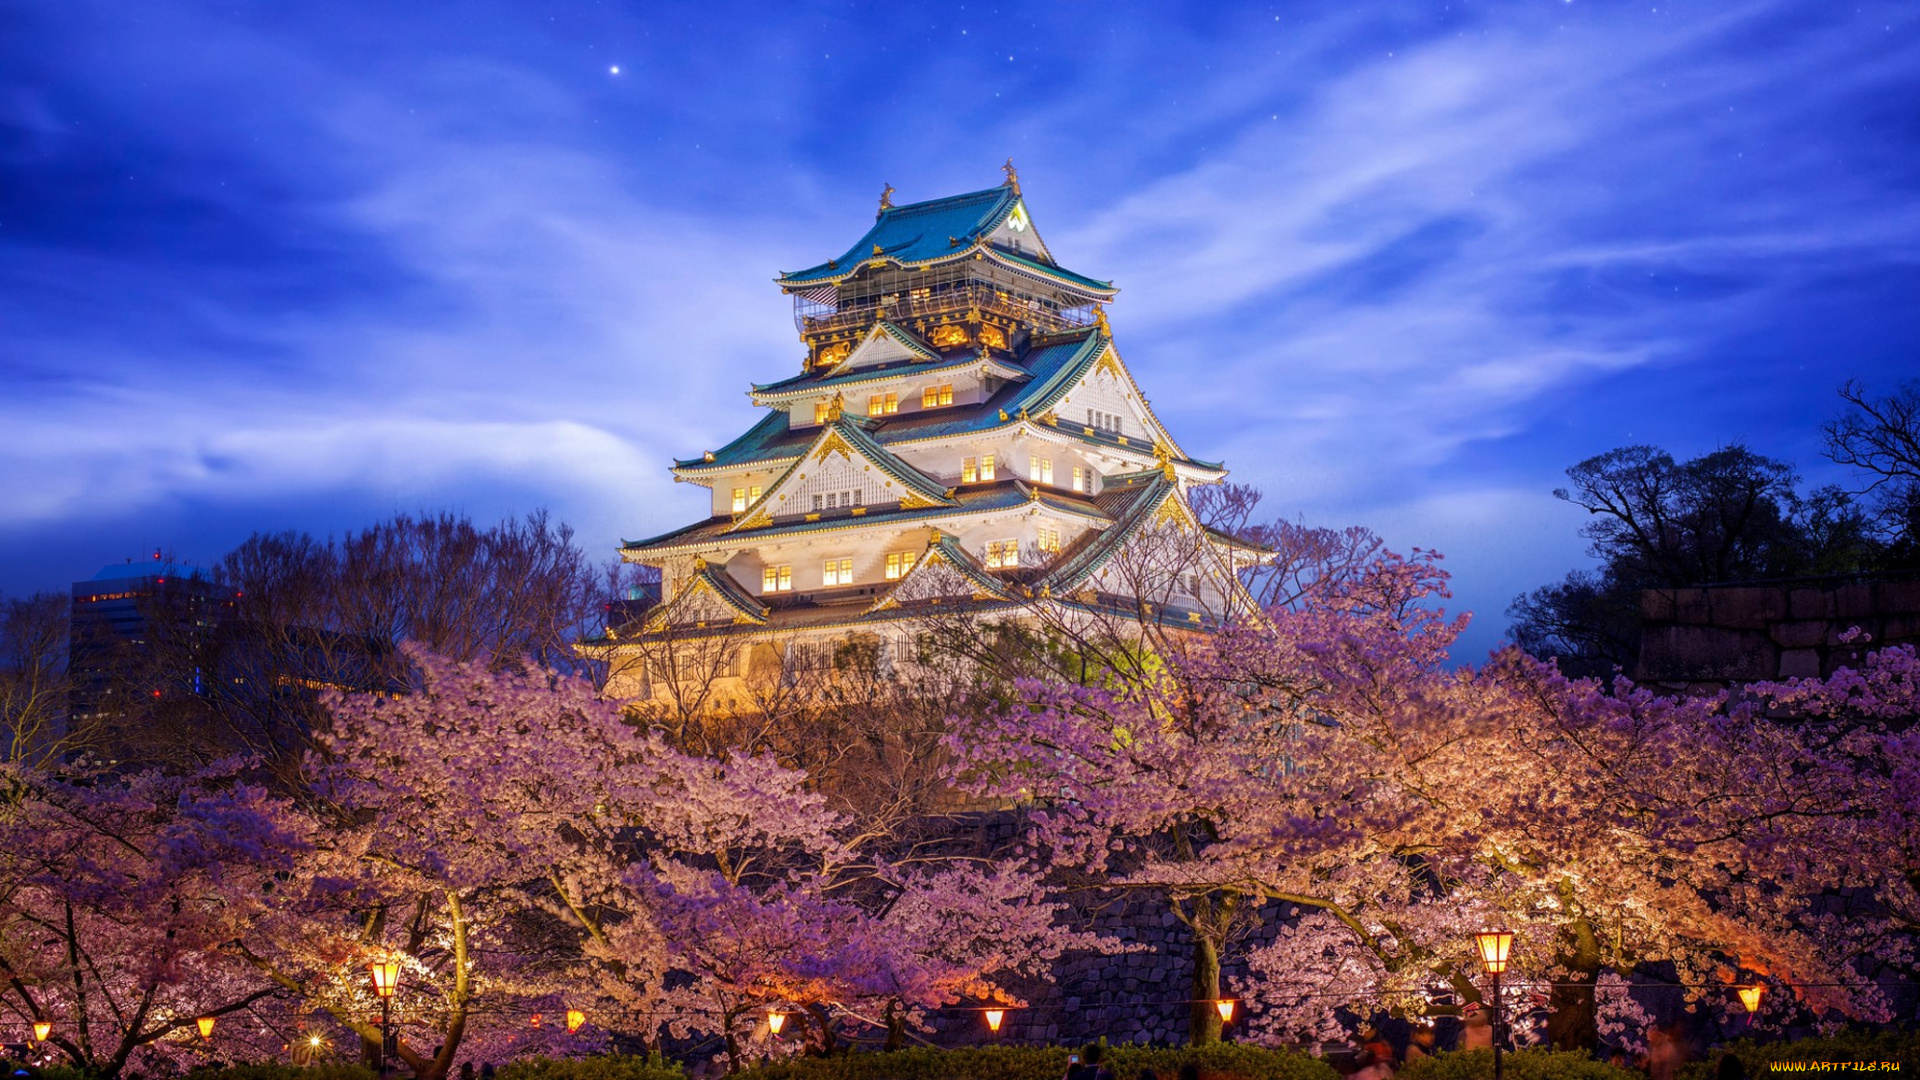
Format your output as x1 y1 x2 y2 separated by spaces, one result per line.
794 280 1098 338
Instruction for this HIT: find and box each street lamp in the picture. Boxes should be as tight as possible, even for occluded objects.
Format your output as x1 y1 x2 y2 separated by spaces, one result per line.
1215 999 1236 1024
766 1010 786 1037
566 1009 585 1034
197 1016 217 1039
368 959 401 1078
984 1008 1005 1034
1473 931 1514 1080
31 1021 50 1043
1738 985 1763 1018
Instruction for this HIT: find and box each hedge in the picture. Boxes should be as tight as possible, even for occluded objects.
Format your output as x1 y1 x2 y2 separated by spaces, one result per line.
1397 1048 1641 1080
495 1056 684 1080
730 1044 1337 1080
1677 1032 1920 1079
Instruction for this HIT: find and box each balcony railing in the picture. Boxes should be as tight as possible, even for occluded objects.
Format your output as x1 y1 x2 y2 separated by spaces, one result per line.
795 282 1097 337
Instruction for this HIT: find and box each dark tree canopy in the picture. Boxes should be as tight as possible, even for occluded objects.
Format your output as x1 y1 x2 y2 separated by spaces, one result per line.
1511 443 1875 677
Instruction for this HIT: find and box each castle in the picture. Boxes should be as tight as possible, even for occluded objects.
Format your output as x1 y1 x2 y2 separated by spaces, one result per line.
598 168 1260 699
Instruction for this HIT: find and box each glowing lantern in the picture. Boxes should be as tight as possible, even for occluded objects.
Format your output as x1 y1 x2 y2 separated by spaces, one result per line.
1215 999 1235 1023
197 1016 216 1039
566 1010 585 1034
32 1021 50 1042
1474 930 1514 974
1738 986 1764 1014
368 959 401 998
985 1009 1005 1033
310 1035 324 1048
767 1011 786 1037
530 1014 543 1028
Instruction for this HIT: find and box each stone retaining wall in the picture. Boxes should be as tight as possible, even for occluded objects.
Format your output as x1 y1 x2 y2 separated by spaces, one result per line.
1635 577 1920 685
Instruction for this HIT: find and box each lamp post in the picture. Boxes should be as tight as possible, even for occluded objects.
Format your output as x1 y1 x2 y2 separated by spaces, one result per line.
566 1009 585 1035
1473 931 1514 1080
197 1016 217 1040
31 1021 50 1044
1738 985 1763 1028
766 1010 786 1038
984 1008 1005 1035
368 959 401 1077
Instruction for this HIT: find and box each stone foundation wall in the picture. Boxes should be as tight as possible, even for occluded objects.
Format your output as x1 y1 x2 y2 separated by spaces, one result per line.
1635 576 1920 685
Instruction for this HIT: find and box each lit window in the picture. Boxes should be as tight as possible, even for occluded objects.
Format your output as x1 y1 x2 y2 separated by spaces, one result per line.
815 401 830 424
962 457 978 483
1071 466 1087 493
762 566 792 593
941 384 954 405
985 540 1020 569
1030 456 1053 484
868 392 898 416
732 488 748 513
980 454 996 481
885 551 918 580
750 485 761 501
923 383 955 409
823 558 853 586
909 287 931 301
1038 526 1060 553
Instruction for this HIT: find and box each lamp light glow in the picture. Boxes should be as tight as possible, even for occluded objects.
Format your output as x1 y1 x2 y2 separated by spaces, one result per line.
566 1009 585 1034
1738 986 1763 1014
32 1021 50 1042
310 1034 324 1048
1215 999 1235 1023
1474 930 1514 974
767 1010 786 1036
197 1016 216 1039
368 959 402 998
985 1009 1005 1033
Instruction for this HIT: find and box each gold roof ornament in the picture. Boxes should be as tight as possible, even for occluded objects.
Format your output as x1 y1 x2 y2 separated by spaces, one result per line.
703 451 715 462
828 391 845 420
873 243 885 256
1155 442 1179 481
1094 305 1110 333
878 182 895 213
1002 158 1021 194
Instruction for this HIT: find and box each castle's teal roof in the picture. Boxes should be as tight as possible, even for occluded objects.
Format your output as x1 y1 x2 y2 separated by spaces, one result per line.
777 186 1114 297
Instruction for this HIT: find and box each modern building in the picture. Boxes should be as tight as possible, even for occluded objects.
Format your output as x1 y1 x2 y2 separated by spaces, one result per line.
597 170 1261 698
68 555 229 725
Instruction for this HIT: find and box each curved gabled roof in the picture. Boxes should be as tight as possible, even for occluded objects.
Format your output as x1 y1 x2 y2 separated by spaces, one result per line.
777 185 1116 298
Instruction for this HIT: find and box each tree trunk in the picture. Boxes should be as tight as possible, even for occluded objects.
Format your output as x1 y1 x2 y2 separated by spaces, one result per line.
883 1001 905 1051
1189 931 1223 1045
807 1003 837 1056
1548 916 1601 1052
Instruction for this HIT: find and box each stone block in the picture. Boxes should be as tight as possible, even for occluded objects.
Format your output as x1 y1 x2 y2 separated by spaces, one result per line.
1673 588 1712 625
1710 587 1787 630
1877 580 1920 614
1790 589 1835 619
1778 649 1822 679
1835 584 1874 620
1883 613 1920 645
1636 625 1777 681
1770 621 1829 649
1639 589 1676 622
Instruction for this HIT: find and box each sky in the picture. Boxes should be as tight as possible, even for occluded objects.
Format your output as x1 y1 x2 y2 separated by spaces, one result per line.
2 0 1917 661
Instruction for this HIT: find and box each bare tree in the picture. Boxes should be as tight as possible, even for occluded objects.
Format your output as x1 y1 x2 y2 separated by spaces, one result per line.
0 592 78 765
1827 379 1920 565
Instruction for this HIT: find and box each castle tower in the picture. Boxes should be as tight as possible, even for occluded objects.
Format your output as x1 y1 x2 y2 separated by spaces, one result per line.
598 173 1260 698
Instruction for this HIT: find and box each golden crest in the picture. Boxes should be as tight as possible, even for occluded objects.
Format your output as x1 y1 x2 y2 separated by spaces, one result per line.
931 324 969 348
978 325 1008 349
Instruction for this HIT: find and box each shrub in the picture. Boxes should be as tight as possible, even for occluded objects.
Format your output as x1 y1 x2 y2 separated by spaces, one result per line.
730 1043 1336 1080
1677 1032 1920 1080
1397 1048 1640 1080
496 1056 684 1080
183 1067 377 1080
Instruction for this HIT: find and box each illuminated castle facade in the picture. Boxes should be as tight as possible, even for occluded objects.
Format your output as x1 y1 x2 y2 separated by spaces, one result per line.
600 169 1258 695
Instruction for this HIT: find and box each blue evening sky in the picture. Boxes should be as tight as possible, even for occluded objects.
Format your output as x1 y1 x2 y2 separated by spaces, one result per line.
3 1 1916 661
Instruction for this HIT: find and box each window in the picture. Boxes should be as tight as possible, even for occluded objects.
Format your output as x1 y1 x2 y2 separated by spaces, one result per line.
1085 408 1122 434
962 457 978 484
812 494 822 511
985 540 1020 569
1030 456 1053 484
1038 526 1061 553
823 558 854 586
885 551 918 579
815 401 830 424
980 454 996 481
1072 466 1088 493
868 392 898 416
732 488 748 513
751 485 762 502
762 566 792 593
923 383 954 408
